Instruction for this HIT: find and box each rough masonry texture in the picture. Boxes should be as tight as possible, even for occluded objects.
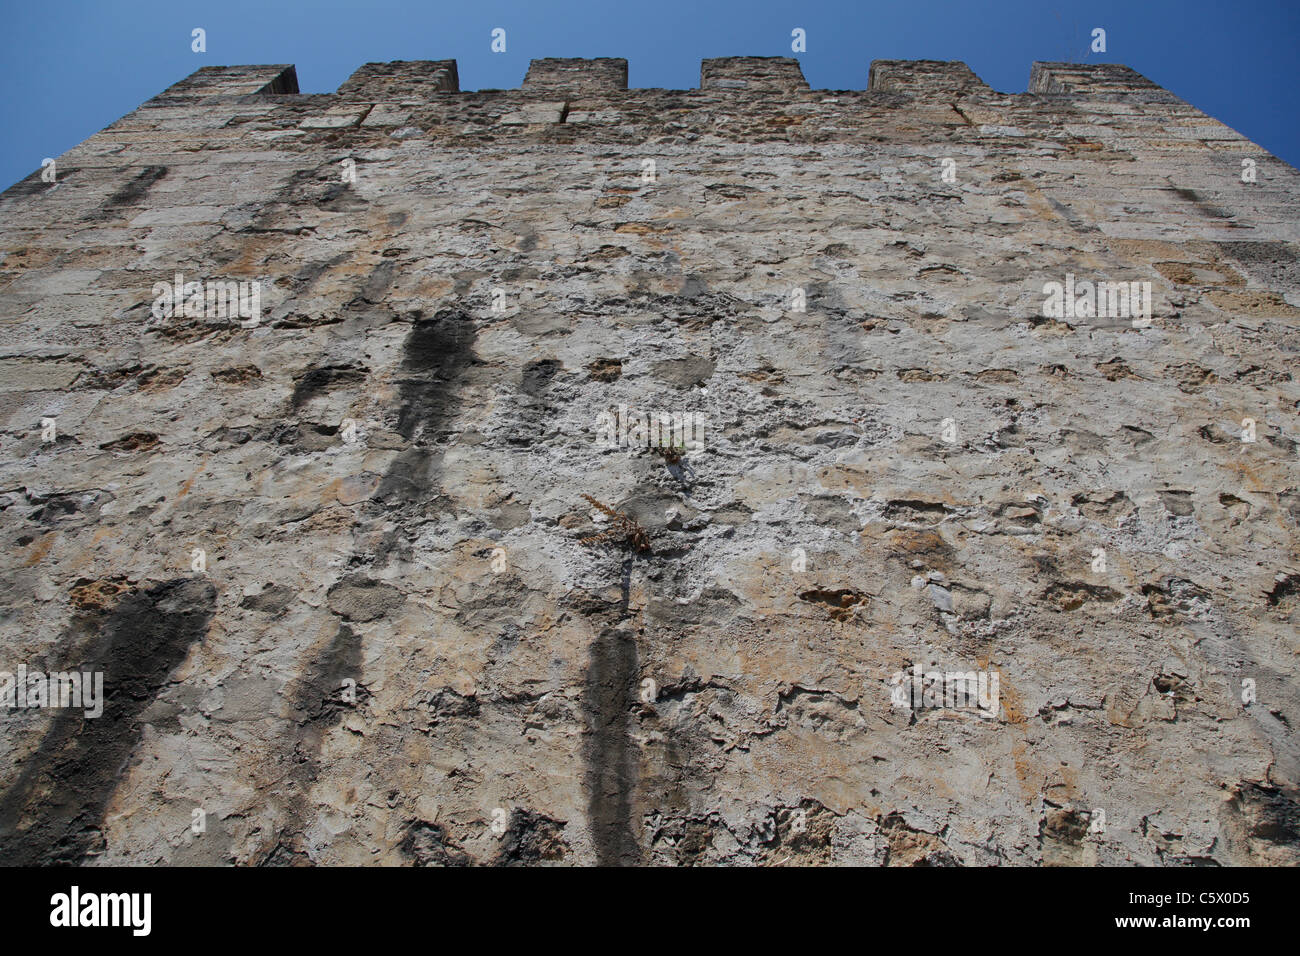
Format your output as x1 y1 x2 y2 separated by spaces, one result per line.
0 56 1297 866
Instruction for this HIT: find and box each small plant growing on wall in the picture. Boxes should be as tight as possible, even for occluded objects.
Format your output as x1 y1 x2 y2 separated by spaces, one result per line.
651 442 686 466
579 494 651 554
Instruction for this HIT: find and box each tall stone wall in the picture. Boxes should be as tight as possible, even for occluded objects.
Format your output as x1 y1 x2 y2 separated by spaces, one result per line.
0 55 1296 865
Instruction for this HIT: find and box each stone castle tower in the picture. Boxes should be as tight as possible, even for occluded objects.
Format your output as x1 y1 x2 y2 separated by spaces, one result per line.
0 56 1296 865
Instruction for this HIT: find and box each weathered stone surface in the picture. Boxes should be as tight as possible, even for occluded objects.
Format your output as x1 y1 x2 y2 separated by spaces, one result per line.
338 60 459 98
523 58 627 94
0 55 1297 867
700 56 809 92
869 59 989 95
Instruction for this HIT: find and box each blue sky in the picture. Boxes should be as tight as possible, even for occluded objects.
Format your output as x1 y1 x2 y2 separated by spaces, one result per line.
2 0 1298 190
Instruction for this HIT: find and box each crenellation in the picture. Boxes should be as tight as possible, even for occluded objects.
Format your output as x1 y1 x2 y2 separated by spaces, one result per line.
867 59 990 95
338 60 460 98
522 57 628 93
148 64 300 103
700 56 809 92
1028 61 1180 103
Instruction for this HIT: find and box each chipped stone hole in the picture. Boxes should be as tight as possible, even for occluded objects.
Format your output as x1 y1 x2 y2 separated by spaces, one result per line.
878 812 960 866
797 588 868 622
882 498 954 525
1152 670 1195 704
1265 573 1300 610
890 657 996 700
1039 805 1103 865
21 489 114 527
1043 579 1122 612
397 807 569 867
